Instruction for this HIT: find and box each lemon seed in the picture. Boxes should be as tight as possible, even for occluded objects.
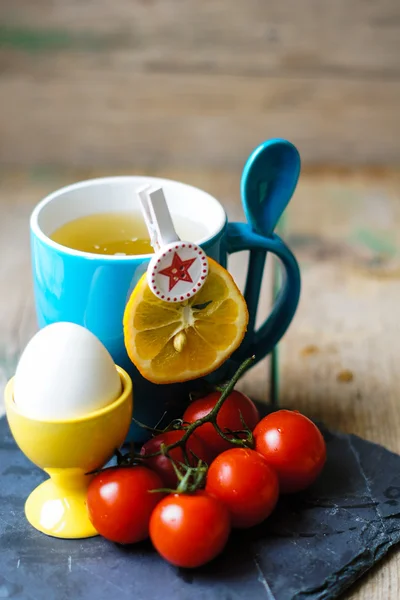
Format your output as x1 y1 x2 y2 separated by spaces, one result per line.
173 331 187 353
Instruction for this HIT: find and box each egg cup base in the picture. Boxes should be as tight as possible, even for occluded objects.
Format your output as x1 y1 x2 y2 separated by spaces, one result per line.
25 476 98 539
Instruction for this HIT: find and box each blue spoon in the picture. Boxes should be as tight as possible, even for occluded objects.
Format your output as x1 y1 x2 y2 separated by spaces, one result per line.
240 138 301 346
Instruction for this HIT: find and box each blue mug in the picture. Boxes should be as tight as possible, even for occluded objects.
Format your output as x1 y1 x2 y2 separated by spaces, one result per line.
30 140 301 442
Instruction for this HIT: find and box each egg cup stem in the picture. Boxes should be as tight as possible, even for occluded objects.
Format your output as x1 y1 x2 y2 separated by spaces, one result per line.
25 468 98 539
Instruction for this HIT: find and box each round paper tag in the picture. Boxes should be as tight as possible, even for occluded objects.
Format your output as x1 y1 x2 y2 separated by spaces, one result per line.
147 241 209 303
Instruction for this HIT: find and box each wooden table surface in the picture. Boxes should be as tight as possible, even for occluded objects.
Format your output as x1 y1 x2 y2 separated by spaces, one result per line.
0 166 399 599
1 0 400 168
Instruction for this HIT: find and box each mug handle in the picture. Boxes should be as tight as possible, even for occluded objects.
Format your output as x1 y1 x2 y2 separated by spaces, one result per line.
226 221 301 364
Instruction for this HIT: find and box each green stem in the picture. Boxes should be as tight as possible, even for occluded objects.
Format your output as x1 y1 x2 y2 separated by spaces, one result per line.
212 421 252 447
118 356 256 494
131 416 166 435
159 356 255 455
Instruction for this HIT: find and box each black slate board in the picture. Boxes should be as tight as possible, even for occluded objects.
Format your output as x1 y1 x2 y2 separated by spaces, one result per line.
1 414 400 600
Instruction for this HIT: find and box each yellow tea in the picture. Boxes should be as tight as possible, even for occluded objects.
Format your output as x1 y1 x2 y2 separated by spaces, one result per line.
50 211 207 256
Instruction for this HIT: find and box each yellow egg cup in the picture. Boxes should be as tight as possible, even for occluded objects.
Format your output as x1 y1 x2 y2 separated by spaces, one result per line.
5 366 133 540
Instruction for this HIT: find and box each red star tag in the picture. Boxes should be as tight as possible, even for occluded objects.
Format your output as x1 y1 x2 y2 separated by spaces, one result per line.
147 241 209 303
159 252 196 291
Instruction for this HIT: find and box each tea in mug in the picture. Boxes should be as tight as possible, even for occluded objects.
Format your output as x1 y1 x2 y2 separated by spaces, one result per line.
50 211 207 256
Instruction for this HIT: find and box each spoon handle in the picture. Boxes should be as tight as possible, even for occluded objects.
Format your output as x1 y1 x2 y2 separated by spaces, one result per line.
240 139 301 356
243 251 267 348
225 223 300 365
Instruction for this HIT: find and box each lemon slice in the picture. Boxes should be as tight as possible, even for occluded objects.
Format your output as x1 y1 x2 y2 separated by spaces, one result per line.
123 258 249 384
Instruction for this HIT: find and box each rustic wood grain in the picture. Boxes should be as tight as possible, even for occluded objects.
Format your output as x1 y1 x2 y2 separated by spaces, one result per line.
1 0 399 75
280 170 400 452
1 67 398 168
279 168 400 600
1 0 399 167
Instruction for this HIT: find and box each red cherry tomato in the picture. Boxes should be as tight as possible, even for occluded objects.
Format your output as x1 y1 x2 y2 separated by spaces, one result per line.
150 491 231 568
206 448 279 528
253 410 326 494
140 429 211 488
87 466 164 544
183 390 260 458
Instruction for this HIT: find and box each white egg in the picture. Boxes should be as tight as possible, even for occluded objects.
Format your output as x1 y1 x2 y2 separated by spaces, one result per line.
14 322 122 421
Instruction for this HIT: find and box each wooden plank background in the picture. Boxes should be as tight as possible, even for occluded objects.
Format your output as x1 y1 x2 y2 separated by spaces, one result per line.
1 0 400 168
